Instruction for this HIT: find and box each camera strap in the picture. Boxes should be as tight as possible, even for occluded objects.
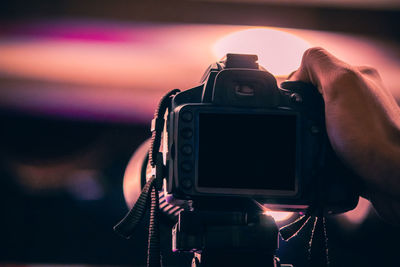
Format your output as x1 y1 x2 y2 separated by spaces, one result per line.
279 214 312 241
279 213 330 267
308 216 330 267
114 89 180 267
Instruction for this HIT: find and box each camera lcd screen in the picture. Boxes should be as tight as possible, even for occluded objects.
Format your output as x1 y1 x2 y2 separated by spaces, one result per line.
198 112 297 191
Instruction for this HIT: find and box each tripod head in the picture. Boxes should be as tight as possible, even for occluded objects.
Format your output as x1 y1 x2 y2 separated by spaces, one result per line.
173 209 288 267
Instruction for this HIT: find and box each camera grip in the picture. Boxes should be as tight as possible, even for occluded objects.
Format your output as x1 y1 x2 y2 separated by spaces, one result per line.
281 80 359 214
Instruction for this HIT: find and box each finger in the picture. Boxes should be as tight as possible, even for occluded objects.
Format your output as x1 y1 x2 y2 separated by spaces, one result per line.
287 70 298 80
289 47 353 94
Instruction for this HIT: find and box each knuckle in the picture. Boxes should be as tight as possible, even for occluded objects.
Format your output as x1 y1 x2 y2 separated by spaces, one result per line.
303 47 330 61
301 47 340 73
304 46 327 55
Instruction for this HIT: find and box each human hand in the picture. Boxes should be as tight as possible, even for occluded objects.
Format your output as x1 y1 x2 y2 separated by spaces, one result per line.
289 47 400 224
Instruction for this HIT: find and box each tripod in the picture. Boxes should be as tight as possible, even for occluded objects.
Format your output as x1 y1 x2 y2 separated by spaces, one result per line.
172 209 293 267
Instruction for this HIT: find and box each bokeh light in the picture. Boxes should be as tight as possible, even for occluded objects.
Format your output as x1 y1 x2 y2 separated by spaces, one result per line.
213 28 311 76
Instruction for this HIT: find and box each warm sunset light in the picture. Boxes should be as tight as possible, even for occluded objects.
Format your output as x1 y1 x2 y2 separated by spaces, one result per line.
263 210 294 222
213 28 311 76
1 22 398 122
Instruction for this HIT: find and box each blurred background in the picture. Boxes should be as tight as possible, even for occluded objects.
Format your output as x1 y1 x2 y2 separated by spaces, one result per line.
0 0 399 266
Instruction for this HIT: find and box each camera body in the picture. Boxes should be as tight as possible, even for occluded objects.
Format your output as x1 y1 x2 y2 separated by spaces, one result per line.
163 54 358 214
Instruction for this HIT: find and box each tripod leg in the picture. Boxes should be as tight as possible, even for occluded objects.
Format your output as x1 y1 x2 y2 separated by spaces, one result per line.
192 253 201 267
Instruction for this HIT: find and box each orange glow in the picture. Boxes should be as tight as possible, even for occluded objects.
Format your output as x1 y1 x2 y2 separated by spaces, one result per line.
263 210 294 222
1 22 399 121
213 28 310 76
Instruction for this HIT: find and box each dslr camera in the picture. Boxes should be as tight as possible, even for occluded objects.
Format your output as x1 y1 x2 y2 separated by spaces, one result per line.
161 53 358 214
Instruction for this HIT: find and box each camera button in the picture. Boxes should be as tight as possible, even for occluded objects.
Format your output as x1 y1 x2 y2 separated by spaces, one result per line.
181 145 193 155
181 128 193 139
181 179 192 189
181 111 193 122
310 125 320 134
181 162 192 172
290 93 303 103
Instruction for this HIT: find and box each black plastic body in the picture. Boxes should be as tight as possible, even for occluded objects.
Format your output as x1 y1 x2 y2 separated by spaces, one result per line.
164 54 358 214
172 210 280 267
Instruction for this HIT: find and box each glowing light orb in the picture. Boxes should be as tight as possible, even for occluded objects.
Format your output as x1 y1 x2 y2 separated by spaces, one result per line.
213 28 310 76
263 210 294 222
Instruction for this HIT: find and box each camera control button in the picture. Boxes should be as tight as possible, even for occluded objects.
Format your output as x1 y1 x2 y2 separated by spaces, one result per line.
181 179 192 189
181 111 193 122
310 125 320 134
181 162 192 172
181 128 193 139
181 145 193 155
290 93 303 103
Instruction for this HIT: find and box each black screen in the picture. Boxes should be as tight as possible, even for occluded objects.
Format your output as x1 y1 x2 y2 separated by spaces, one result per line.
198 113 297 191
